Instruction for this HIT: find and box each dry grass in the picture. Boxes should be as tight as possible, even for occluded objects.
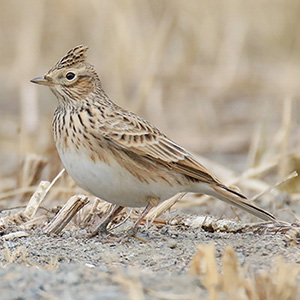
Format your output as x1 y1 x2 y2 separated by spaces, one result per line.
190 244 299 300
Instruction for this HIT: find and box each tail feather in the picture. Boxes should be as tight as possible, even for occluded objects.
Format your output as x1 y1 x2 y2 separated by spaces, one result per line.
212 184 275 221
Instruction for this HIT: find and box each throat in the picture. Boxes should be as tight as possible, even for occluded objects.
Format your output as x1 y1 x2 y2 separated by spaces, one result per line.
52 108 80 153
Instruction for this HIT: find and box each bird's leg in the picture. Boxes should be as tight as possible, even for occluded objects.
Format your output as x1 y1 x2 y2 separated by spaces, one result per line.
133 204 154 232
98 205 125 232
122 204 154 242
90 204 124 237
125 197 159 240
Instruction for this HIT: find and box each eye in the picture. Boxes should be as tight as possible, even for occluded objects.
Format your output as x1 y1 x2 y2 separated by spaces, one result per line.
66 72 76 80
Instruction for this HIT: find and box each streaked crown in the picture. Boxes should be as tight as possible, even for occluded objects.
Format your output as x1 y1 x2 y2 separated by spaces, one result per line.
51 45 89 71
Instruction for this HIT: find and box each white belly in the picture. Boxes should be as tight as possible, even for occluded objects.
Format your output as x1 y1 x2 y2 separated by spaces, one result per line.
58 150 183 207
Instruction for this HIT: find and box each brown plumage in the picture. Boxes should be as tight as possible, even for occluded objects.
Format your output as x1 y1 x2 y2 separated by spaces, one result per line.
31 45 275 234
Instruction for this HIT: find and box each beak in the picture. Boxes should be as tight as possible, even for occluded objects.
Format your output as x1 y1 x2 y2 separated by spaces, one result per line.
30 76 52 86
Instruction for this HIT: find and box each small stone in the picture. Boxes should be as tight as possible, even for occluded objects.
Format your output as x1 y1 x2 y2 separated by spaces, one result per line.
168 240 177 249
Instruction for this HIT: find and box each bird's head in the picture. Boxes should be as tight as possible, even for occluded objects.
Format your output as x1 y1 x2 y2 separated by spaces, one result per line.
31 45 101 106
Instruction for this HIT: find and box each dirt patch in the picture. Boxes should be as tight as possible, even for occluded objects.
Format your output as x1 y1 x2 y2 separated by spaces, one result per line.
0 215 299 300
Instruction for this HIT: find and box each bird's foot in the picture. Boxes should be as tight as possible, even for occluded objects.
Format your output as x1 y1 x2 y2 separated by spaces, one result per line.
119 228 149 243
88 222 110 238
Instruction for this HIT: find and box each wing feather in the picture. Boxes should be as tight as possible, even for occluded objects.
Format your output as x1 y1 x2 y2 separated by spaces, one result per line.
99 109 215 183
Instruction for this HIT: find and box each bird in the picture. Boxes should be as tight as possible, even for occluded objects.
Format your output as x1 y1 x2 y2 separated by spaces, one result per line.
31 45 275 236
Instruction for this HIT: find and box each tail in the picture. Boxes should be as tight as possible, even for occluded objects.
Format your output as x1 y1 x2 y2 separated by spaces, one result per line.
212 184 275 221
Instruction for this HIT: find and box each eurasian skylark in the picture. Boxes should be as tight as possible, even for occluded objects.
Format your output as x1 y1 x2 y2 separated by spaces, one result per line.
31 45 275 235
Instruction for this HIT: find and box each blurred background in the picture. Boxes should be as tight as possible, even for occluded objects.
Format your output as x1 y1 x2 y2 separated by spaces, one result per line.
0 0 299 221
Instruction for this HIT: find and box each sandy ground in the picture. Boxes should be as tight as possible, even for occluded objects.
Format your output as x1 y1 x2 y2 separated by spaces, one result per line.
0 214 299 300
